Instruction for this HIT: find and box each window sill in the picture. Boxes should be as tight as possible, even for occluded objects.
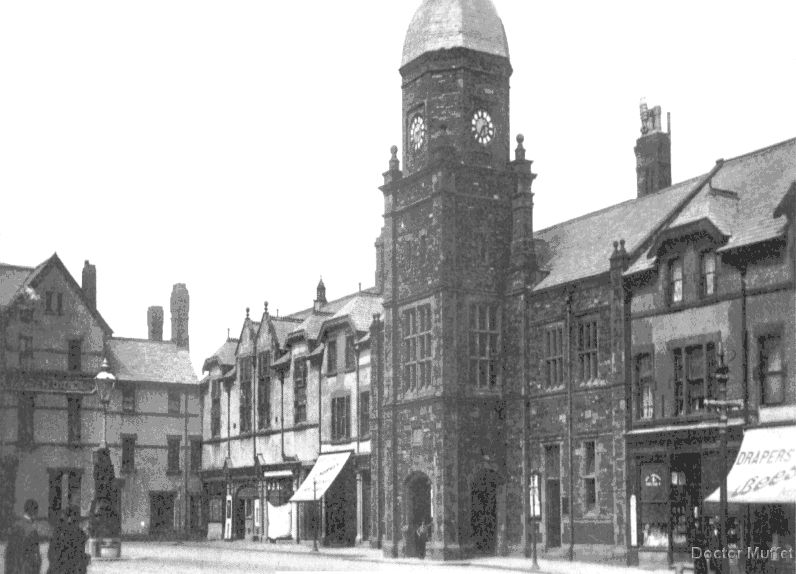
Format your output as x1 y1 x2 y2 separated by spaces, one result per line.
166 470 182 476
330 437 352 445
121 468 136 475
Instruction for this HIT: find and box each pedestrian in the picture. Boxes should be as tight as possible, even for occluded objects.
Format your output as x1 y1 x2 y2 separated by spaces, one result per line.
4 498 42 574
415 518 431 559
46 505 89 574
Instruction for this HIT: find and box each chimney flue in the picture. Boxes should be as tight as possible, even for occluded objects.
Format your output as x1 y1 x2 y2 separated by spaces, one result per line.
634 102 672 198
147 306 164 341
82 260 97 310
170 283 190 350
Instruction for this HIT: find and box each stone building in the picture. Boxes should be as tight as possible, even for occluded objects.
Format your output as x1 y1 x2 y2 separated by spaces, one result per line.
366 0 795 564
199 281 381 546
0 254 200 537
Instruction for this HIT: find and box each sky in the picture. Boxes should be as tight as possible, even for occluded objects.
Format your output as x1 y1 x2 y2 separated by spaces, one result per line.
1 1 794 376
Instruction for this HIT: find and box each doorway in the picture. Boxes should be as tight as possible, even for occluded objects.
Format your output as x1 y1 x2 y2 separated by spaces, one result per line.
404 472 431 558
149 492 175 536
545 445 562 548
233 497 246 539
470 468 500 555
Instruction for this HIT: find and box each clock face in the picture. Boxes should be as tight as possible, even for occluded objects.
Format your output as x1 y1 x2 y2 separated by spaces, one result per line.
471 109 494 145
410 114 426 151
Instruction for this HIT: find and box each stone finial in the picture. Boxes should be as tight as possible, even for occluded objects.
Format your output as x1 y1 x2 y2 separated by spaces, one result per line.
620 239 626 253
515 134 526 162
316 277 327 305
246 307 250 319
389 145 400 172
264 301 269 315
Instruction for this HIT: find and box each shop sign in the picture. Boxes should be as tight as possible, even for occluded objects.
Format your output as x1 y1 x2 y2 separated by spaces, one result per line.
4 372 96 394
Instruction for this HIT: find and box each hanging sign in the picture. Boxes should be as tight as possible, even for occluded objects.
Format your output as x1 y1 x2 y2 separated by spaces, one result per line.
529 473 541 519
224 494 232 540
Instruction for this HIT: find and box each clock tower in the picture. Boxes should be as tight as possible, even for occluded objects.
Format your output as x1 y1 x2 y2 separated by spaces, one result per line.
373 0 536 560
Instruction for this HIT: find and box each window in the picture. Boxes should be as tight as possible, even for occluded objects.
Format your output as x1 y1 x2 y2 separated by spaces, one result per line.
122 385 135 413
544 323 564 388
239 357 253 433
67 339 81 372
18 392 34 447
257 350 270 381
331 395 351 441
672 342 716 416
18 335 33 369
577 318 599 381
668 258 683 304
168 390 181 414
358 391 370 438
345 334 356 371
257 352 271 430
327 339 337 374
57 293 63 315
211 381 221 437
700 251 717 297
294 358 307 423
634 353 654 419
167 437 181 473
469 303 499 389
121 436 136 473
190 439 202 472
67 396 81 446
583 441 597 512
45 291 54 314
760 332 784 405
403 304 432 390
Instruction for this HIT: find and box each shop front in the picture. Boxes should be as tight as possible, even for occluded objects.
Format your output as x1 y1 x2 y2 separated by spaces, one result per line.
627 422 744 568
704 425 795 574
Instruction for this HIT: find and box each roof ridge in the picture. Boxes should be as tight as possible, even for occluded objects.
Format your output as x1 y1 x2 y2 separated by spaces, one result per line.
110 336 180 345
0 263 35 272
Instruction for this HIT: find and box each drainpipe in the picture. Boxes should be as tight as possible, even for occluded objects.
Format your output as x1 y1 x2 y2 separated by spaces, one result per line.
565 288 575 561
390 202 400 558
355 338 361 455
740 265 749 425
520 291 530 557
280 370 286 461
318 356 322 456
183 390 189 535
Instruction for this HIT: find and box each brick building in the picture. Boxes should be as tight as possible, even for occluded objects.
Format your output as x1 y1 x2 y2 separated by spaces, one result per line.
0 254 200 538
366 0 795 564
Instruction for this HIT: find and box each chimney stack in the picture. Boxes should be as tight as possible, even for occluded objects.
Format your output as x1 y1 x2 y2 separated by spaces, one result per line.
147 306 164 341
82 260 97 310
170 283 190 350
634 101 672 198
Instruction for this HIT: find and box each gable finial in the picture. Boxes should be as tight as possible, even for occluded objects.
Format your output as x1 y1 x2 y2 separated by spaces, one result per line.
515 134 526 161
246 307 250 319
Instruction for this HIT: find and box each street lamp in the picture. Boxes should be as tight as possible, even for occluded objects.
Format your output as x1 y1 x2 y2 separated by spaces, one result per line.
95 358 116 448
530 471 541 571
312 479 319 552
705 342 742 574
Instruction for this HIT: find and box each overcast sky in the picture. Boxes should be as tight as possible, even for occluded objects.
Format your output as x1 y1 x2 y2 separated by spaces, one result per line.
1 1 794 375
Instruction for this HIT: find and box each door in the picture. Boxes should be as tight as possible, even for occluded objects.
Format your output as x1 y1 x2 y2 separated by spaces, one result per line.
149 492 175 536
546 480 561 547
471 469 499 555
233 497 246 539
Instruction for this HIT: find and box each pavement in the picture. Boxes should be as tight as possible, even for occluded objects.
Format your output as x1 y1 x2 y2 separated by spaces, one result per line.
0 539 676 574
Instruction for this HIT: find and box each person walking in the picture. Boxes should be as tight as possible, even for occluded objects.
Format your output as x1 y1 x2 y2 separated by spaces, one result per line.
46 505 89 574
4 499 42 574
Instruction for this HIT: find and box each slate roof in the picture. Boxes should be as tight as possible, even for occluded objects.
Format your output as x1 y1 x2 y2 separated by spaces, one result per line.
271 318 302 347
0 264 34 307
326 292 384 333
107 338 197 385
203 339 238 372
625 137 796 274
533 174 705 290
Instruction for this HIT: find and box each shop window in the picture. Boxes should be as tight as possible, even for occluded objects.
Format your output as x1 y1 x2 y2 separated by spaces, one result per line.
18 335 33 369
469 303 499 389
639 462 668 548
759 331 784 405
331 394 351 441
577 318 599 381
634 353 654 419
667 258 683 305
543 323 564 388
403 304 432 390
700 251 717 297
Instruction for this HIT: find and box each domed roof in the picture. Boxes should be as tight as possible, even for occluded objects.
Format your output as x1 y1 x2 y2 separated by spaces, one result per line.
402 0 509 67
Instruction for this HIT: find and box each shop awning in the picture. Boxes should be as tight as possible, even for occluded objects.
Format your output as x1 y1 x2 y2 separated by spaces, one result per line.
706 426 796 505
289 452 351 502
263 470 294 479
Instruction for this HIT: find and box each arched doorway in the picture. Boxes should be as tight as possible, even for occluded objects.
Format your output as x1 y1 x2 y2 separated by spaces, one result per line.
404 472 431 558
470 468 500 555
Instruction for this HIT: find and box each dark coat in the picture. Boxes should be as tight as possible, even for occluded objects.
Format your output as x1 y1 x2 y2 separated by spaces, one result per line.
46 520 88 574
4 516 42 574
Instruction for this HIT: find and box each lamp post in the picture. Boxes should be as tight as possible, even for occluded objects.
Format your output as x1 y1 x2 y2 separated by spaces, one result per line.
95 358 116 448
705 342 742 574
530 471 541 571
312 479 319 552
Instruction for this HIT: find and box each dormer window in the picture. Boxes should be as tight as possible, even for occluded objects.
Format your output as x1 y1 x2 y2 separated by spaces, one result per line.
667 258 683 305
700 251 717 298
